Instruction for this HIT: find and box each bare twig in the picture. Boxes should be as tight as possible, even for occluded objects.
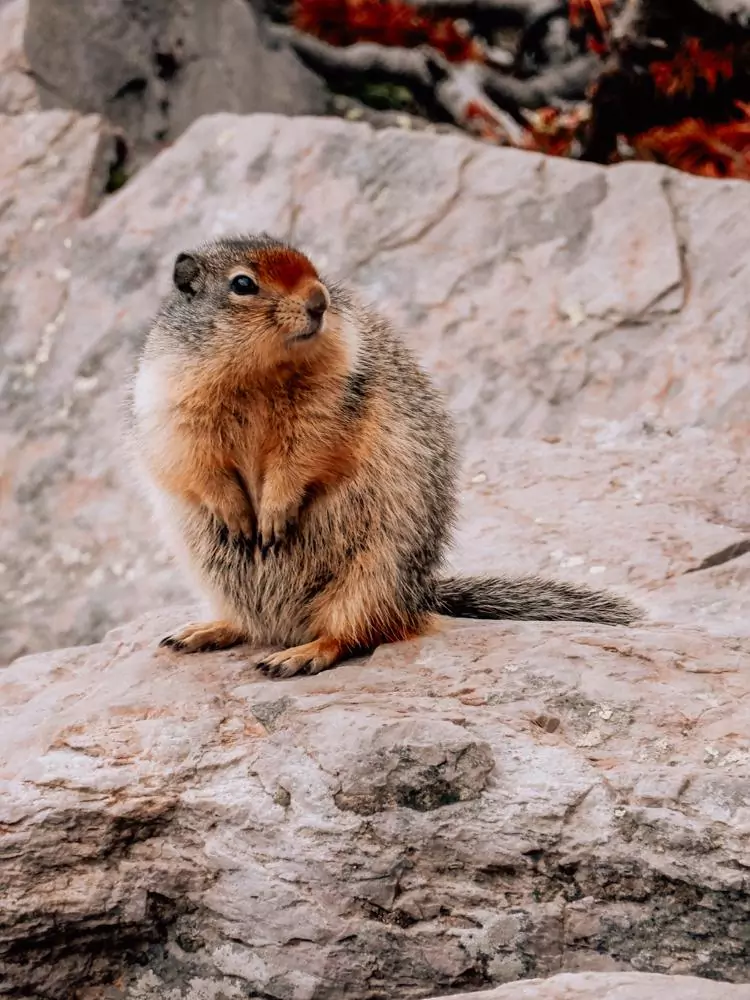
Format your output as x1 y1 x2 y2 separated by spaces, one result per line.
424 50 528 140
694 0 750 27
275 24 599 141
482 52 602 115
274 26 526 141
271 27 436 96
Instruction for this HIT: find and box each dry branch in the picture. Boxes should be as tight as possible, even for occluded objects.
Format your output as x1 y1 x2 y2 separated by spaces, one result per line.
273 26 436 95
279 0 750 178
276 22 599 136
483 52 601 113
274 26 527 139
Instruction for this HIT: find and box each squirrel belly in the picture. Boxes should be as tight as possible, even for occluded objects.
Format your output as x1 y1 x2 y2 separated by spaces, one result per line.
131 233 642 679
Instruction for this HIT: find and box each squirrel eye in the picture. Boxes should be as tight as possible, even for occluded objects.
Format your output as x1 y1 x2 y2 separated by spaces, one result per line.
230 274 259 296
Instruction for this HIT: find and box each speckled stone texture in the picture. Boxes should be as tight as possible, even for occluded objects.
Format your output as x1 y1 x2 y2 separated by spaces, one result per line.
2 605 750 995
1 113 748 662
2 112 749 998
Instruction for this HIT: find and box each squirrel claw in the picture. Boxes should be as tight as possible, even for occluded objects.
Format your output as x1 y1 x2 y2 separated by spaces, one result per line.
159 634 183 650
256 637 343 678
207 504 255 541
256 510 299 559
256 652 311 679
258 530 277 560
225 513 256 539
159 620 245 654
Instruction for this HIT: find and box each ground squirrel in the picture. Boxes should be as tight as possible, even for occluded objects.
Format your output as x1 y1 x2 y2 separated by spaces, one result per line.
131 234 641 679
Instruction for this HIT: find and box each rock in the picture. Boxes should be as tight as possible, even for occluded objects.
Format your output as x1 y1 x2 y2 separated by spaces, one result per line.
23 0 328 162
1 113 748 664
2 112 749 998
0 0 38 115
438 973 750 999
454 435 749 635
2 610 750 995
0 110 114 253
331 718 496 814
0 108 116 664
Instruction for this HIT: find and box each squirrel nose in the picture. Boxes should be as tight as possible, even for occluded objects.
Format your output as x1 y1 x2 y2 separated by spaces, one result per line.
305 285 328 323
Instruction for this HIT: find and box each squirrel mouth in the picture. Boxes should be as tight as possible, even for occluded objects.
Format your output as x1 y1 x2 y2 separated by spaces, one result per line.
291 314 324 342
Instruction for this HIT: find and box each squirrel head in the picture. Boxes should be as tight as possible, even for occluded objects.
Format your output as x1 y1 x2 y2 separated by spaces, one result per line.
163 235 338 370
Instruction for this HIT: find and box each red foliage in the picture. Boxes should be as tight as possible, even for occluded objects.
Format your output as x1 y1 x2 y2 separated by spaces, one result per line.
520 101 750 180
292 0 750 182
463 100 512 142
521 105 590 157
292 0 483 61
568 0 614 55
631 103 750 179
649 37 737 97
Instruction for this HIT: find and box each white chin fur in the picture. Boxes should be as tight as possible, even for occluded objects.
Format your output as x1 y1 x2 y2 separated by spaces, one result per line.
133 356 174 427
133 360 163 420
337 313 361 370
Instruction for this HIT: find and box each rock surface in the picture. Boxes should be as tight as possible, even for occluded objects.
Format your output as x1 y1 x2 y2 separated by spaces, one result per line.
23 0 328 161
0 109 113 251
440 974 750 999
2 608 750 996
0 0 38 115
2 111 750 999
0 107 118 663
1 112 748 664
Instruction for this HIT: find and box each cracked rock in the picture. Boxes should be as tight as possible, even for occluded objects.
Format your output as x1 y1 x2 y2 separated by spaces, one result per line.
0 0 39 115
331 719 495 814
2 111 750 998
23 0 328 163
2 610 750 995
1 114 748 663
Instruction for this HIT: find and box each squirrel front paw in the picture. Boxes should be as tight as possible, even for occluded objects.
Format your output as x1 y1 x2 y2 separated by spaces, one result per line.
204 498 256 539
257 505 299 558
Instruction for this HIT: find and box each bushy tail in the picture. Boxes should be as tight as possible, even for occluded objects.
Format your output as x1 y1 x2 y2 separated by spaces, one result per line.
433 575 642 626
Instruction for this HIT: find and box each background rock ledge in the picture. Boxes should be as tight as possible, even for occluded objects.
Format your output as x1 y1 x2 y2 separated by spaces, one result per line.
2 112 749 665
2 608 749 997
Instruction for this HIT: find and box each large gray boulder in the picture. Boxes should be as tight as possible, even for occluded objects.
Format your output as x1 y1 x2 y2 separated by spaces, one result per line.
22 0 327 159
2 111 750 1000
2 607 750 995
1 112 748 664
0 0 38 115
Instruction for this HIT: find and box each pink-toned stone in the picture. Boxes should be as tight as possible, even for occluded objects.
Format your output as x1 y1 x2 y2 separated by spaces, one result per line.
0 0 38 115
2 607 749 995
2 114 748 664
438 973 750 1000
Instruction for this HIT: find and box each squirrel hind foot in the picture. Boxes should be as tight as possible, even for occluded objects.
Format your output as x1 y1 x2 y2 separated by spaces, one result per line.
256 636 347 679
159 619 247 654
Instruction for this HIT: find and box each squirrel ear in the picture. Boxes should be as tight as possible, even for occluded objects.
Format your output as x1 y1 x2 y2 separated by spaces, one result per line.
173 252 202 298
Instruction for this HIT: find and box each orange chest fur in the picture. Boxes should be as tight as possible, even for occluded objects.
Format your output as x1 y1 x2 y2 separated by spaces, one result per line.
176 393 291 485
169 388 353 501
155 362 368 509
